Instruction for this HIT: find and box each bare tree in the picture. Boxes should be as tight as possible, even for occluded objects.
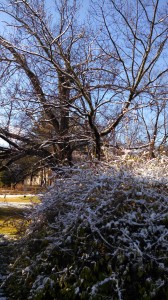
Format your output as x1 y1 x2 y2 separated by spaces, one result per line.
0 0 90 170
88 0 168 153
0 0 167 175
138 94 168 158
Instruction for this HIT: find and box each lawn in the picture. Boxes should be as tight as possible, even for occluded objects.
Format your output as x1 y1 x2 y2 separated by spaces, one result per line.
0 196 40 238
0 195 40 203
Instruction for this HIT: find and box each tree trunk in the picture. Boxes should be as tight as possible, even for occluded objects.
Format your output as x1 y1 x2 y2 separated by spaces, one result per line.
149 139 155 159
58 72 72 165
88 114 101 160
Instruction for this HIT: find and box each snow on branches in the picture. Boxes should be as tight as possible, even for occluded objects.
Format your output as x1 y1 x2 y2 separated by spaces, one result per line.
5 157 168 299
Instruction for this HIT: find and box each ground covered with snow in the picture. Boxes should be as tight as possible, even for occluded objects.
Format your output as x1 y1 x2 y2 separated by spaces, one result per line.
4 157 168 299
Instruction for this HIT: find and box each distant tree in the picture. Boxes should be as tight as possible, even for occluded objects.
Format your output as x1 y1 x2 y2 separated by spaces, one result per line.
138 97 168 158
0 156 41 187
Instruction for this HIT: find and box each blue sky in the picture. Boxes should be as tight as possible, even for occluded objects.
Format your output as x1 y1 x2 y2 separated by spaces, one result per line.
0 0 90 33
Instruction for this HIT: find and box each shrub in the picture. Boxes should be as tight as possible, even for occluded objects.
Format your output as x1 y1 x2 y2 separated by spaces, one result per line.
4 158 168 299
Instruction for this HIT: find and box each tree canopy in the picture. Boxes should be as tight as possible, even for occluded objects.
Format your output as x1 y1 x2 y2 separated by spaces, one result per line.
0 0 167 174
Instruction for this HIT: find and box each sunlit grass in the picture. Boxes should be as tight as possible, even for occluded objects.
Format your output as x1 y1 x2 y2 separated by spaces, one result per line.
0 219 18 236
0 196 39 238
0 196 40 203
0 219 31 237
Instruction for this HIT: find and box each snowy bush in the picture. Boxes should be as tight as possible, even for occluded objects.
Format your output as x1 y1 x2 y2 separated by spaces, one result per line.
4 158 168 299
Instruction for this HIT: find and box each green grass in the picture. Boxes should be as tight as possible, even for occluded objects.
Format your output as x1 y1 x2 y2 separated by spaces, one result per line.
0 196 40 238
0 195 40 203
0 210 30 237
